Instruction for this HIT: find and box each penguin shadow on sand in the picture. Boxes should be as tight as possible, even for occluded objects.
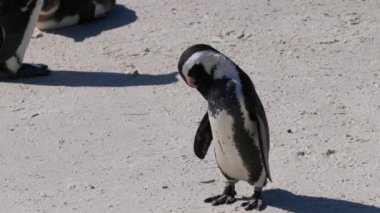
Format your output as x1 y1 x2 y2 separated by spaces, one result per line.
46 4 137 42
256 189 380 213
6 71 178 87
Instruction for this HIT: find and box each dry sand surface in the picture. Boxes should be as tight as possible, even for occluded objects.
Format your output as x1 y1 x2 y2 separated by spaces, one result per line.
1 0 380 212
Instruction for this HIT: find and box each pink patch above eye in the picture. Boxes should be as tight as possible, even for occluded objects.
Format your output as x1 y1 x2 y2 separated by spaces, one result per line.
187 77 197 88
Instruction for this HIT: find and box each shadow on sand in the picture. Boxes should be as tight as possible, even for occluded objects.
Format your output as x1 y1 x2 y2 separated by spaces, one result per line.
6 70 178 87
263 189 379 213
47 4 138 42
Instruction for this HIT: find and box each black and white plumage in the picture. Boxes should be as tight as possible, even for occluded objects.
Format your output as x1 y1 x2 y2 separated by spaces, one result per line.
0 0 49 78
178 44 272 211
37 0 116 30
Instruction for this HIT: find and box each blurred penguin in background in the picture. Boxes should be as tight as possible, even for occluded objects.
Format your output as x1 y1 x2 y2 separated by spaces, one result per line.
0 0 116 79
37 0 116 30
0 0 49 78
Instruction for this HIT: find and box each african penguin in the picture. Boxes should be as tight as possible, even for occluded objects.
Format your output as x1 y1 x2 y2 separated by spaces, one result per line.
0 0 49 78
37 0 116 30
178 44 272 211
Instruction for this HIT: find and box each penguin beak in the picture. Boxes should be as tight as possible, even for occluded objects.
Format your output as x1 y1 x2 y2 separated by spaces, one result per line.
187 77 198 88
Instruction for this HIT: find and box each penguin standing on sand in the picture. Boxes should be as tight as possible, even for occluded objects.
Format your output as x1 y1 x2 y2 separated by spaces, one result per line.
37 0 116 30
178 44 272 211
0 0 49 78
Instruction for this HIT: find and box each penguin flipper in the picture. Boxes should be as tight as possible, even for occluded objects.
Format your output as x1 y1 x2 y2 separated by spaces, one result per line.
194 112 213 159
238 68 272 182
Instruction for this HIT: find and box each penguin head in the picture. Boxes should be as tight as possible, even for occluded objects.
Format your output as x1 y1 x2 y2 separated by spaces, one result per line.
178 44 239 96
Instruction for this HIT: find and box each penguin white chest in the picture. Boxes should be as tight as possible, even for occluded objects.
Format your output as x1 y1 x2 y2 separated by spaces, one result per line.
209 110 250 181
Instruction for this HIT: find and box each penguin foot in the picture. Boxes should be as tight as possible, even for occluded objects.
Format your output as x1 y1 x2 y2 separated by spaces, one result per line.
204 194 236 206
11 63 50 79
204 182 237 206
241 189 265 211
241 198 265 211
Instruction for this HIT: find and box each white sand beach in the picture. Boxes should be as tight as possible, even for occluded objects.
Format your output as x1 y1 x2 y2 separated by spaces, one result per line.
0 0 379 212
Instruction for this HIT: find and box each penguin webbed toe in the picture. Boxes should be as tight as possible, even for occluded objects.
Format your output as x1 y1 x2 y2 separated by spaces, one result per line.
241 198 265 211
12 63 50 78
22 63 48 70
204 194 236 206
241 190 266 211
204 182 237 206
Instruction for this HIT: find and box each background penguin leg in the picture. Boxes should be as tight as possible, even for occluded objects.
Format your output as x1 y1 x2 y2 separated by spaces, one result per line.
204 180 237 206
0 0 50 79
241 186 265 211
14 0 50 78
